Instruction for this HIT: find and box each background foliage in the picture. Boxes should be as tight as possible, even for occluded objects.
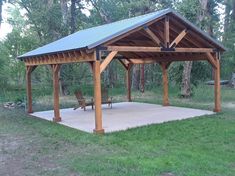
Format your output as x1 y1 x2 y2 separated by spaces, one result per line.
0 0 234 101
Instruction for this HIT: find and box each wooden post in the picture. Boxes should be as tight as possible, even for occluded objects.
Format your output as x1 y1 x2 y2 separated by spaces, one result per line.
93 60 104 134
164 16 170 47
52 64 61 122
161 62 169 106
26 66 36 113
214 56 221 112
126 63 132 102
140 64 145 93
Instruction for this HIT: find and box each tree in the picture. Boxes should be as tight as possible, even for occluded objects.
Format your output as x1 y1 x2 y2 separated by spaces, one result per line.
175 0 220 97
222 0 235 79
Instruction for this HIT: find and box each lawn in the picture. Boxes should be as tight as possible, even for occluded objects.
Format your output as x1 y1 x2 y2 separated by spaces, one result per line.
0 85 235 176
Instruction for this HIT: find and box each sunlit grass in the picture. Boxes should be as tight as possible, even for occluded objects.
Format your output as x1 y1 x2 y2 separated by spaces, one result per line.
0 85 235 175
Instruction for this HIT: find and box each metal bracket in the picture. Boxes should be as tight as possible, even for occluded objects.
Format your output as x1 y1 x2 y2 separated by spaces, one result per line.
95 46 108 60
161 47 175 52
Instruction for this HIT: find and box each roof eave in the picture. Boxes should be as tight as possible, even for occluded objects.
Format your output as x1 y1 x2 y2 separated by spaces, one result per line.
17 46 87 60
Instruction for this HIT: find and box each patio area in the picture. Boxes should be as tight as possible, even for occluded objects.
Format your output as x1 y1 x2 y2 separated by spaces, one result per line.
32 102 214 133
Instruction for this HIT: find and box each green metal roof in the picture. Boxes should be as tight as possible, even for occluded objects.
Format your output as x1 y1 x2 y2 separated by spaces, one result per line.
18 8 225 59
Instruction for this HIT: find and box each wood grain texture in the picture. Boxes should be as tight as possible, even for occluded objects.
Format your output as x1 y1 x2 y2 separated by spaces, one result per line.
214 57 221 112
160 62 169 106
52 64 61 122
100 51 118 73
93 60 104 134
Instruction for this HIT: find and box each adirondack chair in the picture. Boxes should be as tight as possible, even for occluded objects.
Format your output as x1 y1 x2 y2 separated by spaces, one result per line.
101 88 113 108
74 90 94 111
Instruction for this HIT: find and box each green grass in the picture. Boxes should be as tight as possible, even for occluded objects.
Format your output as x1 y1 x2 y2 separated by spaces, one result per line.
0 86 235 176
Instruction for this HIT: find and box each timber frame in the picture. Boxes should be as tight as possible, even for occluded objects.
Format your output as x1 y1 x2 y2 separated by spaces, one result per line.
19 12 225 134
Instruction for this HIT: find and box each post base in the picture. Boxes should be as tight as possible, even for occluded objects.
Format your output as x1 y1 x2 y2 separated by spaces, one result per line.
213 108 221 113
163 102 170 106
28 110 33 114
53 117 62 122
93 128 105 134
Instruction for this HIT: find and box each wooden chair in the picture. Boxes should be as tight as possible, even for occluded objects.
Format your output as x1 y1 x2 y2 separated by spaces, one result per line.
74 90 94 111
101 88 113 108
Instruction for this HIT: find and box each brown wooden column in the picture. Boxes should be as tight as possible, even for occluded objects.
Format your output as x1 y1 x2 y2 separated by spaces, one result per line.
93 60 104 134
140 64 145 93
51 64 61 122
126 63 132 102
160 62 169 106
26 66 36 113
214 57 221 112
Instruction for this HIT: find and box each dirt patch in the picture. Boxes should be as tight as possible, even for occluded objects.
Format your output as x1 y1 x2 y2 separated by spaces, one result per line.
0 133 65 176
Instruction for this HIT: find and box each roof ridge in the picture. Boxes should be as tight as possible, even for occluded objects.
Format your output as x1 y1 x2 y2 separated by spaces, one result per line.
18 8 225 59
73 8 172 35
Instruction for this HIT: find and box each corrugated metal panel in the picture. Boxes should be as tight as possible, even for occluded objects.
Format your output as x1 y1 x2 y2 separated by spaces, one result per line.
18 8 225 59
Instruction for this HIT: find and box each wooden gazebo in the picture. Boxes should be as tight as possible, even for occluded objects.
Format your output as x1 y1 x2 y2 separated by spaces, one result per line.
18 8 225 134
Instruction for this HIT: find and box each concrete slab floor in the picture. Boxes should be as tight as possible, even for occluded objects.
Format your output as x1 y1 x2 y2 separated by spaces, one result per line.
31 102 215 133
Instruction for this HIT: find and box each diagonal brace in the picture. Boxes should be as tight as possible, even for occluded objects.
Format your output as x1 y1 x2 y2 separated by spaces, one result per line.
170 29 187 48
100 51 118 73
206 52 217 69
144 26 164 47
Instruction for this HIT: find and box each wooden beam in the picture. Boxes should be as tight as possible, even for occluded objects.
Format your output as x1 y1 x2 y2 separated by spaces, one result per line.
26 66 37 113
128 54 207 63
52 64 61 122
175 48 214 52
158 19 202 48
169 29 187 48
24 51 96 66
144 26 163 46
160 62 169 106
127 56 206 64
107 46 214 53
93 60 104 134
214 56 221 112
127 58 157 64
126 63 132 102
118 59 128 70
140 64 145 92
100 51 118 73
206 52 217 69
104 16 165 46
164 16 170 47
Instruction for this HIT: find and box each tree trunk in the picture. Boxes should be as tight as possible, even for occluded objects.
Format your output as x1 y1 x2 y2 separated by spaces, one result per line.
140 64 145 92
181 0 208 97
232 0 235 20
0 0 2 29
89 0 111 23
181 61 193 97
59 0 69 95
70 0 76 33
132 65 140 90
60 0 68 25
